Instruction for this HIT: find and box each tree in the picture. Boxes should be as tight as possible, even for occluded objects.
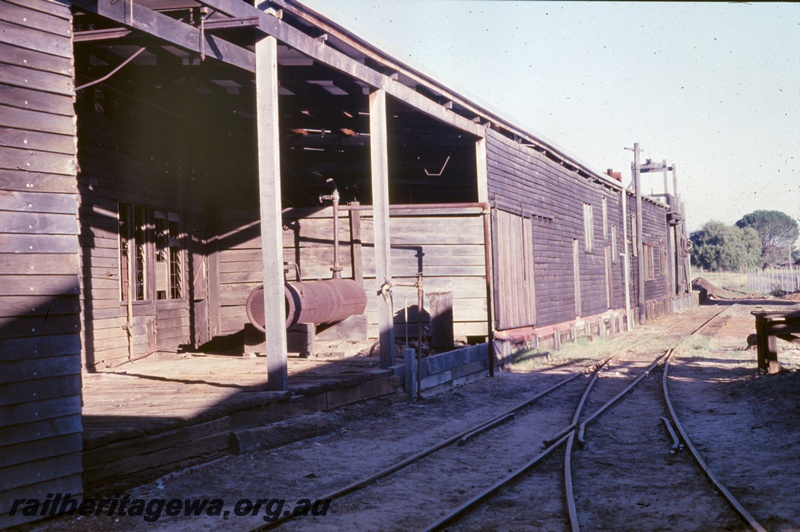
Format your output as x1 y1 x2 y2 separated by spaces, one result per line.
690 221 762 271
736 210 799 267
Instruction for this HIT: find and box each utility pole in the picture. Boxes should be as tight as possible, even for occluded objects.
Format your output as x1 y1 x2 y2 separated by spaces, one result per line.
634 145 645 325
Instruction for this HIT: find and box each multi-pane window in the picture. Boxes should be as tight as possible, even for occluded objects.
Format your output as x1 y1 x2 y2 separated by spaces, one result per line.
602 196 608 239
119 204 184 301
155 210 184 300
119 203 149 302
611 225 617 264
583 203 594 253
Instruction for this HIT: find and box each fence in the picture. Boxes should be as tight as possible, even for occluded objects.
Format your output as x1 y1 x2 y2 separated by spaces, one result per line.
746 268 800 295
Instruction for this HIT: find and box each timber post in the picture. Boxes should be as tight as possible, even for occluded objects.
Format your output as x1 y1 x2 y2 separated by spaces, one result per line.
255 35 289 390
369 89 395 368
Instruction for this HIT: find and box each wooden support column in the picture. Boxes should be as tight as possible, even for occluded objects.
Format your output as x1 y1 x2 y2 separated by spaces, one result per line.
475 137 489 204
256 35 288 390
369 89 395 368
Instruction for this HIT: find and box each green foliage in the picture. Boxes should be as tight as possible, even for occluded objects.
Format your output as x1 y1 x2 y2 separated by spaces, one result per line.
736 210 799 267
690 221 762 271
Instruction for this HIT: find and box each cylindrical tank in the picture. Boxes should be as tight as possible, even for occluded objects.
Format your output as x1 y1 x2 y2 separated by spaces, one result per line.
246 279 367 332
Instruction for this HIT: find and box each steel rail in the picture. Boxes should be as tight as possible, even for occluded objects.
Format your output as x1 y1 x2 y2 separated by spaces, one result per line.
576 303 733 446
259 310 710 531
423 433 572 532
256 365 587 530
659 416 683 451
576 350 670 445
564 366 603 532
424 342 666 532
543 310 709 448
425 328 688 531
662 305 766 532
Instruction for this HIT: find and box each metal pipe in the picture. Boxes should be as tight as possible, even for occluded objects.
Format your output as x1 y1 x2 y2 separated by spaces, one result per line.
319 179 342 279
76 47 147 92
482 208 496 377
621 186 633 331
416 272 423 401
634 143 646 325
338 202 487 212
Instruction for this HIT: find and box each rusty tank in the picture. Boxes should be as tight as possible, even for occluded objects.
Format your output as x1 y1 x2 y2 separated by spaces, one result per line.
246 279 367 332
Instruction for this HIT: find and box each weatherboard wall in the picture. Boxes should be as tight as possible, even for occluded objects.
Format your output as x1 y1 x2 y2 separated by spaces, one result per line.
0 0 83 527
485 129 671 330
215 205 489 344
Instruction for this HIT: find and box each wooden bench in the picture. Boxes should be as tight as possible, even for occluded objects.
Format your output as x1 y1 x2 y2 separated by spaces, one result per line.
751 310 800 373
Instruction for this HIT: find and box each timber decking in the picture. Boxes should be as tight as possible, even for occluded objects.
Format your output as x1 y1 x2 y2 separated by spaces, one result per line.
81 354 400 493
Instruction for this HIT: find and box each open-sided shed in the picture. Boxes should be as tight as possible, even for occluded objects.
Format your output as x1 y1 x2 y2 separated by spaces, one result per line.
0 0 693 526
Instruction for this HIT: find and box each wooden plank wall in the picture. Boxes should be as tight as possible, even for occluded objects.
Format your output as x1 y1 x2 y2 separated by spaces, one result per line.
485 129 669 329
0 0 83 526
214 206 489 342
76 96 212 368
642 195 669 302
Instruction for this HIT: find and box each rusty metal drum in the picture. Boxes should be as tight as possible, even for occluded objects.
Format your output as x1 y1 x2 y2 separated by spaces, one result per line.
245 280 367 332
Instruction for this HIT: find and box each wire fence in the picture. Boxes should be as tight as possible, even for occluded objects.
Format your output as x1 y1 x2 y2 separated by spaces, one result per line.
746 268 800 295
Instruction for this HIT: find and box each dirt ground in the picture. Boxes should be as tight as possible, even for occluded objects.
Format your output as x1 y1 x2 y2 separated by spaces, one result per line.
30 301 800 531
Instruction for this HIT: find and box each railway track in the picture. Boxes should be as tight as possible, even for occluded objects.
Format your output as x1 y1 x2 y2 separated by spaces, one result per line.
261 305 765 531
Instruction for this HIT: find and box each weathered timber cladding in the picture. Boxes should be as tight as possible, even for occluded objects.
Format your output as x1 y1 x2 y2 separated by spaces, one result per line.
485 129 670 328
216 206 488 341
0 1 83 527
76 89 218 368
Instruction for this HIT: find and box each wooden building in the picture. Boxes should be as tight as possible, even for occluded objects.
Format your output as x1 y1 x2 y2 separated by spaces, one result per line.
0 0 693 526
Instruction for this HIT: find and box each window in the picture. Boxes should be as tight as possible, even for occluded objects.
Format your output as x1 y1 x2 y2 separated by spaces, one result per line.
155 210 184 300
602 196 608 239
119 204 184 302
583 203 594 253
660 239 667 275
630 216 638 257
119 203 149 302
611 225 617 263
643 243 655 280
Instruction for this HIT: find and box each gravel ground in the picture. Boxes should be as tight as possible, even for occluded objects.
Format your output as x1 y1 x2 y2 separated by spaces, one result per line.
29 302 800 531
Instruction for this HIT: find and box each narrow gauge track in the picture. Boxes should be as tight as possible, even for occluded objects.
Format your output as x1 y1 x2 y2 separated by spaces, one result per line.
259 308 740 531
428 303 766 532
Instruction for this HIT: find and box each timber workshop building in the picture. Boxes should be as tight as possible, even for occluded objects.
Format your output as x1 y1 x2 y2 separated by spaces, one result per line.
0 0 695 525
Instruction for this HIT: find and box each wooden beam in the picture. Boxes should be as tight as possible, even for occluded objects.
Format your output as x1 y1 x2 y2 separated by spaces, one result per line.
369 89 395 368
255 35 288 391
72 0 255 71
74 27 133 42
198 0 484 137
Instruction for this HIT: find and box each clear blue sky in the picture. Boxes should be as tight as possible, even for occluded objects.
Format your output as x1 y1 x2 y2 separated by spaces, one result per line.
309 1 800 234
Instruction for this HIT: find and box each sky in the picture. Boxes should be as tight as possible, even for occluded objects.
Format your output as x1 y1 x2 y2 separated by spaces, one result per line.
308 0 800 234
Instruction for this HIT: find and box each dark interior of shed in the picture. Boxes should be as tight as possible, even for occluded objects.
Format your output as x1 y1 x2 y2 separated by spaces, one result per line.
73 4 480 211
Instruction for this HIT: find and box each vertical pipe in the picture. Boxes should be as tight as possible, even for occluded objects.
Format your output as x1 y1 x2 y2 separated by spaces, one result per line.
672 163 678 199
369 89 395 368
330 187 341 279
634 143 645 325
255 35 289 391
125 204 135 360
482 207 495 377
662 160 675 297
621 186 633 331
416 273 423 400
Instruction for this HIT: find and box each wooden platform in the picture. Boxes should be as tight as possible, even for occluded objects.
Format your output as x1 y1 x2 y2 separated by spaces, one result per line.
81 354 401 494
